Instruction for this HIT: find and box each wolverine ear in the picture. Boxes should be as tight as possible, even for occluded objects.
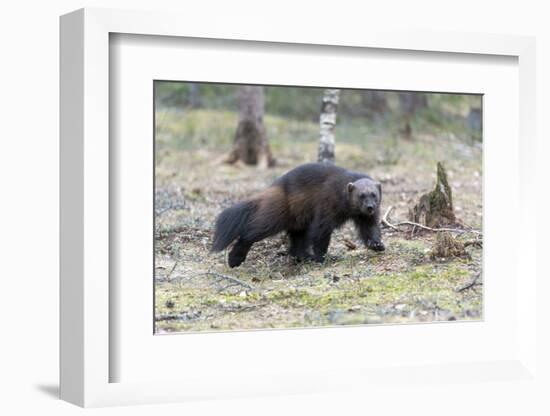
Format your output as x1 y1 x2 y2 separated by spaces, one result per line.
347 182 355 193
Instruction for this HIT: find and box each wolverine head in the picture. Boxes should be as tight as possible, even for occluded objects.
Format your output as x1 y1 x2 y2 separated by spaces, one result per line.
347 178 382 216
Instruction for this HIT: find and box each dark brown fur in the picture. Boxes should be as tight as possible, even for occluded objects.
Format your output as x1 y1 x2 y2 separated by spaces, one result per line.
211 163 384 267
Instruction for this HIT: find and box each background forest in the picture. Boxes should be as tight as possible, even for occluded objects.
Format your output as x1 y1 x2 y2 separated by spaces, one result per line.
154 82 483 333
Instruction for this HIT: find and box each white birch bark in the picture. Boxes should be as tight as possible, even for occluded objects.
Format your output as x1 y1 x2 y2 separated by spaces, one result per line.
318 89 340 164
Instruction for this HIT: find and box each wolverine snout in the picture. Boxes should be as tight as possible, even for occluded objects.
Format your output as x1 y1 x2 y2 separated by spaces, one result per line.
362 202 375 214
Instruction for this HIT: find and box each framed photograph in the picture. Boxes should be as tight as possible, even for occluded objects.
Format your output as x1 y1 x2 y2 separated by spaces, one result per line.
60 8 538 407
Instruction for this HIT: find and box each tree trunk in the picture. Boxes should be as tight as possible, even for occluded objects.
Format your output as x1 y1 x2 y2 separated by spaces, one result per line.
318 89 340 164
398 92 428 114
466 107 482 143
188 83 201 108
226 86 275 168
466 107 482 131
361 90 388 116
398 92 428 140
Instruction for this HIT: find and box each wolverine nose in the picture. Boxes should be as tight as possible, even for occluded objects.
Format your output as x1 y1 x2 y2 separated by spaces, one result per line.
366 205 374 214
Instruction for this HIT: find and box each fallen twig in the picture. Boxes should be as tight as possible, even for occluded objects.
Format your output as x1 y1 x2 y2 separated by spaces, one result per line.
166 261 178 280
155 313 182 321
381 206 400 231
464 239 483 248
155 224 210 240
456 272 482 292
343 239 358 250
205 271 257 291
382 206 482 235
219 302 268 313
156 203 187 216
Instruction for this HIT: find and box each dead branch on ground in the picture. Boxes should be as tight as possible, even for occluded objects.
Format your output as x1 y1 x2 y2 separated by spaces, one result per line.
343 239 358 250
205 271 257 291
166 261 178 280
464 239 483 248
456 272 482 292
218 302 269 313
382 206 482 235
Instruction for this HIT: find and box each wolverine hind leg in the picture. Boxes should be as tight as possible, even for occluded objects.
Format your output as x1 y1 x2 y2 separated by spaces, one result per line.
228 239 252 268
227 224 280 267
307 225 332 263
227 205 285 267
288 230 312 261
311 230 332 262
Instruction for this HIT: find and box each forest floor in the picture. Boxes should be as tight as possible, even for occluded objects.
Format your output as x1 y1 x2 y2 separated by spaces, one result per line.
154 109 483 333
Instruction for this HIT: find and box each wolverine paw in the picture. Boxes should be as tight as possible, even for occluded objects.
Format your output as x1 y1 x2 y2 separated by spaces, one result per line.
228 252 246 268
228 256 244 268
312 254 327 263
368 240 385 252
289 252 314 263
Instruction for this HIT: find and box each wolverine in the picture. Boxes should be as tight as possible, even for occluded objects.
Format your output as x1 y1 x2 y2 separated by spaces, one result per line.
211 163 385 267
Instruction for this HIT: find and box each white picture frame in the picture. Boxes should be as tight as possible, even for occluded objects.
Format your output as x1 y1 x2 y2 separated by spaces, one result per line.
60 7 538 408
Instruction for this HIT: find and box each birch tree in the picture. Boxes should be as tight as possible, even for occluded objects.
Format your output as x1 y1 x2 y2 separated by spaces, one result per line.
224 86 275 168
318 89 340 164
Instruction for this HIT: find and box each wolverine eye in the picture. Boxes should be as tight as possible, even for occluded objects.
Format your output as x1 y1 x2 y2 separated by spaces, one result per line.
359 193 366 199
370 192 376 198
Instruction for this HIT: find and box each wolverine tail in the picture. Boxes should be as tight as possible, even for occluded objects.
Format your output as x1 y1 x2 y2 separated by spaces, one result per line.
211 200 256 252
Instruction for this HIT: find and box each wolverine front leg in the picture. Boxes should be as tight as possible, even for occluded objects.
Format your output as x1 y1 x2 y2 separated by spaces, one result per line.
354 217 385 252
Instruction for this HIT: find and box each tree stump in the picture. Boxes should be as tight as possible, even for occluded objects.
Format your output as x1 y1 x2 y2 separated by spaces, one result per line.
409 162 456 228
226 86 275 168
